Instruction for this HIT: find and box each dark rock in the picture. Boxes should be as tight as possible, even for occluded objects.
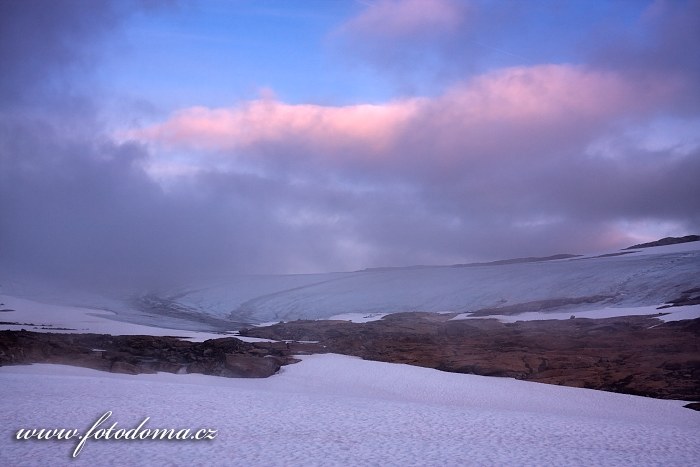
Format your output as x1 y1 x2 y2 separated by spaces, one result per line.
111 361 142 375
624 235 699 250
223 354 280 378
0 330 314 380
3 312 700 401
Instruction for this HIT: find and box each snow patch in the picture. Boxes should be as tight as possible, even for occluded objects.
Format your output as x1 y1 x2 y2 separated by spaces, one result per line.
327 312 388 323
451 304 700 323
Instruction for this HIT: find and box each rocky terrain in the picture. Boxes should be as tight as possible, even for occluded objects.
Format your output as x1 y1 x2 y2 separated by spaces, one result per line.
242 313 700 401
0 331 321 378
1 312 698 406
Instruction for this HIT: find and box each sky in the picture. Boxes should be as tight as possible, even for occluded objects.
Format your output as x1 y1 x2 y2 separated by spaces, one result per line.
1 0 699 288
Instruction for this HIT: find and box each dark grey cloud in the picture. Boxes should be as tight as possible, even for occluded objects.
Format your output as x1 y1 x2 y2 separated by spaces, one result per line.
0 0 127 107
587 0 700 114
0 113 363 286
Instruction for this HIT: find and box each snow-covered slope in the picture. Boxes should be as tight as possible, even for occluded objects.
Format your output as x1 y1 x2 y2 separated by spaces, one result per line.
1 241 698 330
162 242 700 324
1 354 697 466
0 294 237 341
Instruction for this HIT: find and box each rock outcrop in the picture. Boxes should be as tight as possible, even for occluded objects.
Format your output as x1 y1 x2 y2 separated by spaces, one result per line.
241 313 700 401
2 313 699 402
0 331 322 378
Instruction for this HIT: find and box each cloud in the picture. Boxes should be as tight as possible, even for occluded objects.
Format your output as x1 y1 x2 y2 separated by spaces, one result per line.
1 0 698 292
0 0 289 287
332 0 474 91
132 96 423 163
341 0 466 38
0 113 371 285
587 0 700 113
335 0 700 104
133 64 681 176
126 58 700 270
0 0 131 108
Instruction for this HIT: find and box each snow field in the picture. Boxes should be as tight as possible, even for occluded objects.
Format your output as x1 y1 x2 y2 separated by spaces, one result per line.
1 354 698 466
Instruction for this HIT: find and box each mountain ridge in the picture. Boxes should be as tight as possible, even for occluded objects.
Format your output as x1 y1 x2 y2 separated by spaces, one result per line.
624 235 700 250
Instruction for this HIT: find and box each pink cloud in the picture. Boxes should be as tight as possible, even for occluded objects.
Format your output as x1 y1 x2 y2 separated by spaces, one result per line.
450 67 626 121
417 65 681 159
134 97 424 164
132 64 681 177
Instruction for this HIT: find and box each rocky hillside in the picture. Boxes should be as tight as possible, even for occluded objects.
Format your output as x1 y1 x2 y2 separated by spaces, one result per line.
624 235 700 250
242 313 700 401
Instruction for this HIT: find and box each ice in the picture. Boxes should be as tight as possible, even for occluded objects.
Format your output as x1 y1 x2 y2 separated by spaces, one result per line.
167 244 700 324
2 240 698 332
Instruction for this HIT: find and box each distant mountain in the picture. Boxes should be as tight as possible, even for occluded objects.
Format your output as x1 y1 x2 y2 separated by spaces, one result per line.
624 235 700 250
145 242 700 324
3 240 699 329
450 254 581 268
358 254 581 272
